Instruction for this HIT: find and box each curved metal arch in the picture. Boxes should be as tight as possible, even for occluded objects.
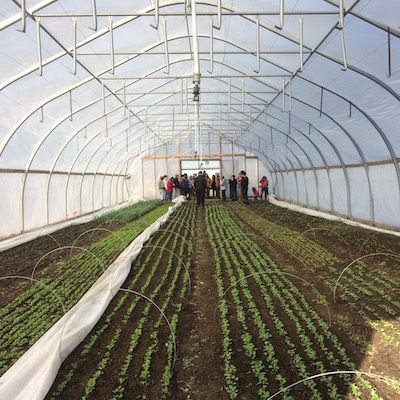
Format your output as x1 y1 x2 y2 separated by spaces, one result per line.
41 54 372 230
45 73 180 225
9 32 391 195
3 16 396 173
100 125 191 210
222 109 318 207
252 117 323 211
206 62 373 219
11 46 384 229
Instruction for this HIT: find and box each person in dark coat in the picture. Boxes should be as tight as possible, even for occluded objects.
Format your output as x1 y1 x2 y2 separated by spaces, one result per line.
194 171 206 206
240 170 249 204
229 175 237 201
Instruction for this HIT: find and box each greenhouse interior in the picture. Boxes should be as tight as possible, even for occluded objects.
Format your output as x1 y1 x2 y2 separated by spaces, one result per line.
0 1 399 399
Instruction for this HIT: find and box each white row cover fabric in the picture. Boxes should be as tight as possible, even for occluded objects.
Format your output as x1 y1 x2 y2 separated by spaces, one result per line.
1 0 400 232
0 197 185 400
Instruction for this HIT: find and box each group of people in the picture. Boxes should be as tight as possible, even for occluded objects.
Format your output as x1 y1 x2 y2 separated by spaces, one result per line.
157 171 269 206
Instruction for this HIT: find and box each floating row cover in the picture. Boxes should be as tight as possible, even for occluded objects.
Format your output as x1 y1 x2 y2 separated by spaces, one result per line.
0 0 400 238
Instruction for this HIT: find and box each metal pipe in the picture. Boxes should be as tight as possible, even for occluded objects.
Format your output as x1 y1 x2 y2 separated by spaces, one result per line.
162 17 169 73
213 0 222 29
191 0 200 81
299 17 303 71
228 78 231 110
39 106 44 123
319 87 324 117
338 0 344 29
242 79 244 111
281 79 285 111
20 0 26 32
208 18 213 73
254 17 260 73
102 82 106 115
69 91 73 121
150 0 159 29
387 28 391 78
288 77 292 112
277 0 284 29
123 80 127 116
72 17 77 74
339 28 348 71
36 17 42 76
109 16 115 74
90 0 97 30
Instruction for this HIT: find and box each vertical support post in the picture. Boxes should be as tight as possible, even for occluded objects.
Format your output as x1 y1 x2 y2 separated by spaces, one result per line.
242 79 245 112
213 0 222 30
20 0 26 32
208 18 214 73
72 17 77 74
90 0 97 31
36 17 43 76
387 28 392 78
228 78 231 111
276 0 284 29
281 79 285 111
105 115 108 137
319 87 324 117
191 0 200 80
338 0 347 71
151 0 159 29
162 17 169 74
181 79 184 112
299 17 303 71
102 82 106 115
288 77 292 112
123 80 127 116
39 106 44 123
254 17 260 73
69 91 73 121
109 16 115 74
172 107 175 131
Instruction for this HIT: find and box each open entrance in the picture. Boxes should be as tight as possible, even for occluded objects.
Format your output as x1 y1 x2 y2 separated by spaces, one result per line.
180 159 221 177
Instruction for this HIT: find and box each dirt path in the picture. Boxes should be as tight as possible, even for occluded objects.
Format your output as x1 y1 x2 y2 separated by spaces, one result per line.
172 206 228 400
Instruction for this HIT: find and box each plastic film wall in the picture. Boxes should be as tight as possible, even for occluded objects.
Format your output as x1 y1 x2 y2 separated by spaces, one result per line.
1 0 400 238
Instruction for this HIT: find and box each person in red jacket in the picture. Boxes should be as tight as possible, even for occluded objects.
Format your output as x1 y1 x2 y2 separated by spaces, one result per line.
165 177 174 201
259 176 269 199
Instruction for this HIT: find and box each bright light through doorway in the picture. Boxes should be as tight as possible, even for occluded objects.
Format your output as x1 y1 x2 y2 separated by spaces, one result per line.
181 160 221 177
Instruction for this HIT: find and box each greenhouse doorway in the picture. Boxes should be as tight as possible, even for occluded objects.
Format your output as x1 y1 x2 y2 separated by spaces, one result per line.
180 159 221 177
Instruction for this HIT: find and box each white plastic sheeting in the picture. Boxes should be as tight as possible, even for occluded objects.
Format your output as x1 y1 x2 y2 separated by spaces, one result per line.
0 197 185 400
1 0 400 233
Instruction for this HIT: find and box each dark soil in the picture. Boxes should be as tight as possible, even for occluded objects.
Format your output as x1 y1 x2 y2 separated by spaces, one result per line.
172 206 228 400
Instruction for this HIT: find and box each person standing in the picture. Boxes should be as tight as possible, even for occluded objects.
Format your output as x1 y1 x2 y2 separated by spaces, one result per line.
174 174 181 198
240 170 249 204
166 177 174 201
210 175 216 197
220 176 227 201
259 176 269 199
215 174 221 199
229 175 237 200
194 171 206 206
158 176 166 200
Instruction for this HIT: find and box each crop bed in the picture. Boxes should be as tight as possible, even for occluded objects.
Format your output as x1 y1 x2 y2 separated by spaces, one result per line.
0 200 167 375
46 203 195 399
1 200 399 399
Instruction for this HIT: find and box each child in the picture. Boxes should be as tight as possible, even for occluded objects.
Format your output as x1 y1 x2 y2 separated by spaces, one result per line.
252 187 260 200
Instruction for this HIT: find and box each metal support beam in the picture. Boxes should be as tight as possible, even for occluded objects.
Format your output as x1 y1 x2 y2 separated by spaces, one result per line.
20 0 26 32
35 17 42 76
208 18 213 73
254 17 260 73
299 17 303 71
90 0 97 30
162 17 169 73
109 16 115 74
150 0 159 29
213 0 222 29
72 17 77 74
